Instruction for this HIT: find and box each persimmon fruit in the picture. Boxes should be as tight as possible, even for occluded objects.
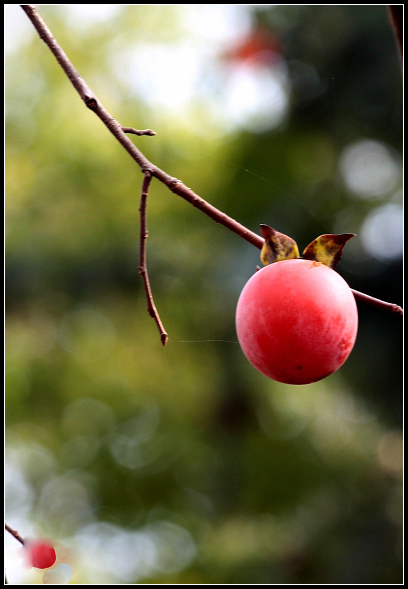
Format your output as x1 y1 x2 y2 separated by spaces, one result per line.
236 259 358 384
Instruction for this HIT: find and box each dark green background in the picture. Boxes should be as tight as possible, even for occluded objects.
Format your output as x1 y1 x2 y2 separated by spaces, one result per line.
6 5 402 584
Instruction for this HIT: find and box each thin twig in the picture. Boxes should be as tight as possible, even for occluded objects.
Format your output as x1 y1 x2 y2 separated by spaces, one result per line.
5 522 25 545
122 127 157 136
20 5 403 317
138 173 168 346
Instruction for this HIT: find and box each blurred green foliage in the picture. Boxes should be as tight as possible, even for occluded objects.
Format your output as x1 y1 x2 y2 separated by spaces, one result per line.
6 5 402 584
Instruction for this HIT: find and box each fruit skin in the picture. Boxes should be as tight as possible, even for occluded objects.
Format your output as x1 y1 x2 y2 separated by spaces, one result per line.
25 540 56 569
236 259 358 385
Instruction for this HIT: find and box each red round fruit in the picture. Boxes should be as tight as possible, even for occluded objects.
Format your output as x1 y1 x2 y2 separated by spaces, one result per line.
26 540 56 569
236 259 358 385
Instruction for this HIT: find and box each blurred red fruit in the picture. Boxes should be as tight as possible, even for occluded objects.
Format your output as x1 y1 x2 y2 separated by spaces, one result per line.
222 29 281 65
26 539 56 569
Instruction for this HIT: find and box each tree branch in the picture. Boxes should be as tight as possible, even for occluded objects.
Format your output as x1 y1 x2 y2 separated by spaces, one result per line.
388 5 403 62
5 522 25 545
19 4 274 250
138 173 168 346
20 4 403 319
351 289 403 316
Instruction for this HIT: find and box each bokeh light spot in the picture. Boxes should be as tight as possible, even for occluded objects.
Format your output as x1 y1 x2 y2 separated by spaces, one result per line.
339 139 400 198
360 203 403 261
43 562 73 584
377 431 403 475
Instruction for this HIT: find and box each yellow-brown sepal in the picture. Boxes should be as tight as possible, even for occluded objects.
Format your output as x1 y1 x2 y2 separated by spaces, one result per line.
260 224 300 266
260 225 355 271
302 233 355 270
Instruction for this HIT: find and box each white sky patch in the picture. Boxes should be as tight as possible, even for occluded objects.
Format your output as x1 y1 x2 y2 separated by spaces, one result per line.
4 5 35 54
109 5 289 134
181 4 252 47
118 43 206 114
64 4 122 29
222 61 289 132
114 43 289 134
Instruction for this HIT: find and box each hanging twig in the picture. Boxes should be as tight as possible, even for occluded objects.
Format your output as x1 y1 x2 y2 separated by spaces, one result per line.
20 5 403 323
138 173 168 346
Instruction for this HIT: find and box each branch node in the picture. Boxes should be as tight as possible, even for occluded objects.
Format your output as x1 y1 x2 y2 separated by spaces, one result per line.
141 168 153 179
123 126 157 137
168 177 182 191
85 96 98 110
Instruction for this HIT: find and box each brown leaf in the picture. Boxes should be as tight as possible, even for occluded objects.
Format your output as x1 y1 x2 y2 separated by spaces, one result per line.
302 233 356 270
260 224 300 265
